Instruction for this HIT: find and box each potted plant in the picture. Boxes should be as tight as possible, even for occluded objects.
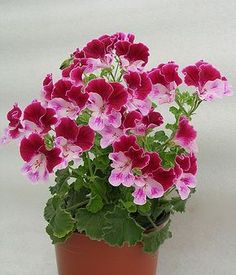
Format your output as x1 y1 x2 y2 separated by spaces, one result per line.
1 32 232 275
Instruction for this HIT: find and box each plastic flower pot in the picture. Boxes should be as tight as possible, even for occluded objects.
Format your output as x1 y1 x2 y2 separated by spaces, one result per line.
55 233 158 275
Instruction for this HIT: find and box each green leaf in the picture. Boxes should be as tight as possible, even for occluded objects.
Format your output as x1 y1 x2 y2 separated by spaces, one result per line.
50 208 75 238
44 196 61 222
59 57 73 70
142 221 172 253
49 168 70 195
44 134 54 150
154 131 169 142
93 155 110 171
76 208 110 240
86 194 104 213
89 178 108 202
138 200 152 214
73 177 84 191
171 197 187 213
121 201 137 213
103 206 144 246
46 224 72 244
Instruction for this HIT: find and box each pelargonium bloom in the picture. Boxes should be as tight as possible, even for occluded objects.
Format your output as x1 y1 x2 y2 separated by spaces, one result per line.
0 104 24 144
174 116 197 152
182 60 232 101
132 152 176 205
174 153 197 200
108 135 149 187
148 62 182 104
41 74 54 103
115 41 149 71
99 125 124 149
55 117 95 168
124 71 152 115
23 101 57 134
20 133 62 182
49 80 88 119
123 109 163 135
86 78 128 131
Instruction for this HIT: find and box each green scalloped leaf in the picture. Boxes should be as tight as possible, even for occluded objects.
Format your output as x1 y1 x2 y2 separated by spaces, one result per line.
103 206 144 246
142 221 172 253
75 208 109 240
86 194 104 213
50 208 75 238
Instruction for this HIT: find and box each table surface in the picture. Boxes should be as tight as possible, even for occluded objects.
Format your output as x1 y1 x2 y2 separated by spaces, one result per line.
0 1 236 274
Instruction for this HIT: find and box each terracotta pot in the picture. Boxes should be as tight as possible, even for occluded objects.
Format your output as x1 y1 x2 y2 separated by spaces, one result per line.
55 233 158 275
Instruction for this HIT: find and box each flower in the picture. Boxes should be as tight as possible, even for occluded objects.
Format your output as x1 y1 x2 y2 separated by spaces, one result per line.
23 101 57 134
174 153 197 200
55 117 95 168
109 135 149 187
99 125 124 149
182 60 233 101
148 61 182 104
86 78 128 131
20 133 62 182
48 80 88 119
124 71 152 115
115 41 149 71
132 152 176 205
123 109 163 135
174 116 197 152
41 74 54 102
0 104 23 144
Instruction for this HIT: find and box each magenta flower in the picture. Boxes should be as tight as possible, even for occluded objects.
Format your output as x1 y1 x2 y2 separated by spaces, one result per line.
115 41 149 71
41 74 53 102
0 104 24 144
132 152 176 205
86 78 128 131
49 80 88 119
109 135 149 187
20 133 62 182
123 109 163 135
182 60 232 101
124 71 152 115
148 62 182 104
55 117 95 168
174 153 197 200
174 116 197 152
23 101 57 134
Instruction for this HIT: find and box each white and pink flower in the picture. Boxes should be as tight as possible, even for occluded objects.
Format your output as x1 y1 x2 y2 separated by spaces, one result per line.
85 78 128 131
182 60 233 101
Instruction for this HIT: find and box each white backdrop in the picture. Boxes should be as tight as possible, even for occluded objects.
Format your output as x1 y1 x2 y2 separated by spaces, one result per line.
0 1 236 274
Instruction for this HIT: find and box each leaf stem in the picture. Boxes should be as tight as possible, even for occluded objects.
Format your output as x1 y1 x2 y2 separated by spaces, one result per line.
66 200 89 211
145 214 158 229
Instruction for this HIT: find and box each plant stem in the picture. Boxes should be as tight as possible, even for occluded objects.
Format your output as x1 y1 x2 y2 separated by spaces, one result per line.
86 152 93 177
145 214 158 229
66 200 89 211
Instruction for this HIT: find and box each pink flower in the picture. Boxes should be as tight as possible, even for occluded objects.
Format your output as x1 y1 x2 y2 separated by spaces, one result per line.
99 125 124 149
174 153 197 200
132 152 175 205
41 74 54 102
20 133 62 182
148 62 182 104
85 78 128 131
0 104 24 144
23 101 57 134
124 71 152 115
123 109 163 135
81 37 114 71
182 60 233 101
115 41 149 71
109 135 149 187
174 116 197 152
49 80 88 119
55 117 95 168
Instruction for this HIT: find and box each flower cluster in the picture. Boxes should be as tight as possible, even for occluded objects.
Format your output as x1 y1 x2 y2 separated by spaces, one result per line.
1 32 232 206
